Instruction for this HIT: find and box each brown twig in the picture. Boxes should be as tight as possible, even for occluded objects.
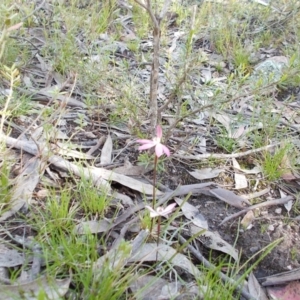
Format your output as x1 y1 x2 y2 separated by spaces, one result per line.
174 142 280 160
220 196 294 226
134 0 172 133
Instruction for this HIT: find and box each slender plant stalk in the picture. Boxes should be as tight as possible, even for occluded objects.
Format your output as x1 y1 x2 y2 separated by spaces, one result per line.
152 155 158 209
133 0 172 133
151 155 162 262
150 154 158 234
156 215 161 262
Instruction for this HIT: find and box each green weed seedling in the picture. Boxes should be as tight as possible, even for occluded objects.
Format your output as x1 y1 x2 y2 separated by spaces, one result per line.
131 2 150 38
76 178 112 216
290 246 298 261
198 237 284 300
216 126 239 154
138 151 167 174
216 136 239 154
0 161 12 205
137 152 153 170
277 52 300 89
29 186 134 300
260 223 269 234
171 0 190 27
43 188 78 233
232 46 251 74
83 240 134 300
262 144 292 181
196 261 238 300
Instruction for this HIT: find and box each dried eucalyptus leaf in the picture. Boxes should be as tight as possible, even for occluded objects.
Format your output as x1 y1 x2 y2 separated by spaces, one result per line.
175 198 208 229
129 243 202 278
190 225 239 261
188 168 224 180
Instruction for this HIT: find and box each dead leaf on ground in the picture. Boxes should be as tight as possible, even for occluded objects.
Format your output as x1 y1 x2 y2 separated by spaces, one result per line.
190 225 239 261
2 132 159 195
211 113 231 133
50 154 160 195
232 158 248 189
74 219 112 234
241 187 270 200
93 245 132 274
260 268 300 286
130 275 181 300
0 157 42 221
7 22 23 32
233 163 262 175
89 165 162 195
51 143 95 159
241 210 255 229
113 159 153 176
93 230 148 273
188 168 224 180
234 172 248 189
248 272 268 300
0 244 26 267
174 197 208 229
280 190 293 213
0 276 71 300
129 243 202 278
31 127 69 142
29 87 87 108
100 134 113 165
113 192 134 207
209 187 251 208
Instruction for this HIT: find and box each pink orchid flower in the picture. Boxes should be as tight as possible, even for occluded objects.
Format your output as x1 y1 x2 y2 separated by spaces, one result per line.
145 203 177 218
136 125 170 158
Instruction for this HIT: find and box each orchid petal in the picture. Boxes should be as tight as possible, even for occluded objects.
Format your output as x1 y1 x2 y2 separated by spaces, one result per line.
145 205 159 218
150 212 159 218
155 143 164 157
136 139 154 144
145 203 176 218
162 145 170 157
156 125 162 139
138 143 156 151
162 203 177 215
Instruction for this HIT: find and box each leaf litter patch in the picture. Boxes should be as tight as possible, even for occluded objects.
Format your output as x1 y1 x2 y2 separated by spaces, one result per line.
0 0 300 299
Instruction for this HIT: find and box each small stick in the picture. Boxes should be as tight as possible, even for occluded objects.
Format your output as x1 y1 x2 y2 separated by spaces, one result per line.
220 196 294 226
174 143 280 160
133 0 172 132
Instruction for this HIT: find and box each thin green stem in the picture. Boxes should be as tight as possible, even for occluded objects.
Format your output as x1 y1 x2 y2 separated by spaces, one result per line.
150 155 158 234
156 215 161 262
152 155 158 209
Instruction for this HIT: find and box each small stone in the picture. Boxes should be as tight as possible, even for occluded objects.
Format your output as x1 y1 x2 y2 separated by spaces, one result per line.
246 224 254 230
275 208 282 214
250 246 259 253
268 225 275 231
272 230 281 239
